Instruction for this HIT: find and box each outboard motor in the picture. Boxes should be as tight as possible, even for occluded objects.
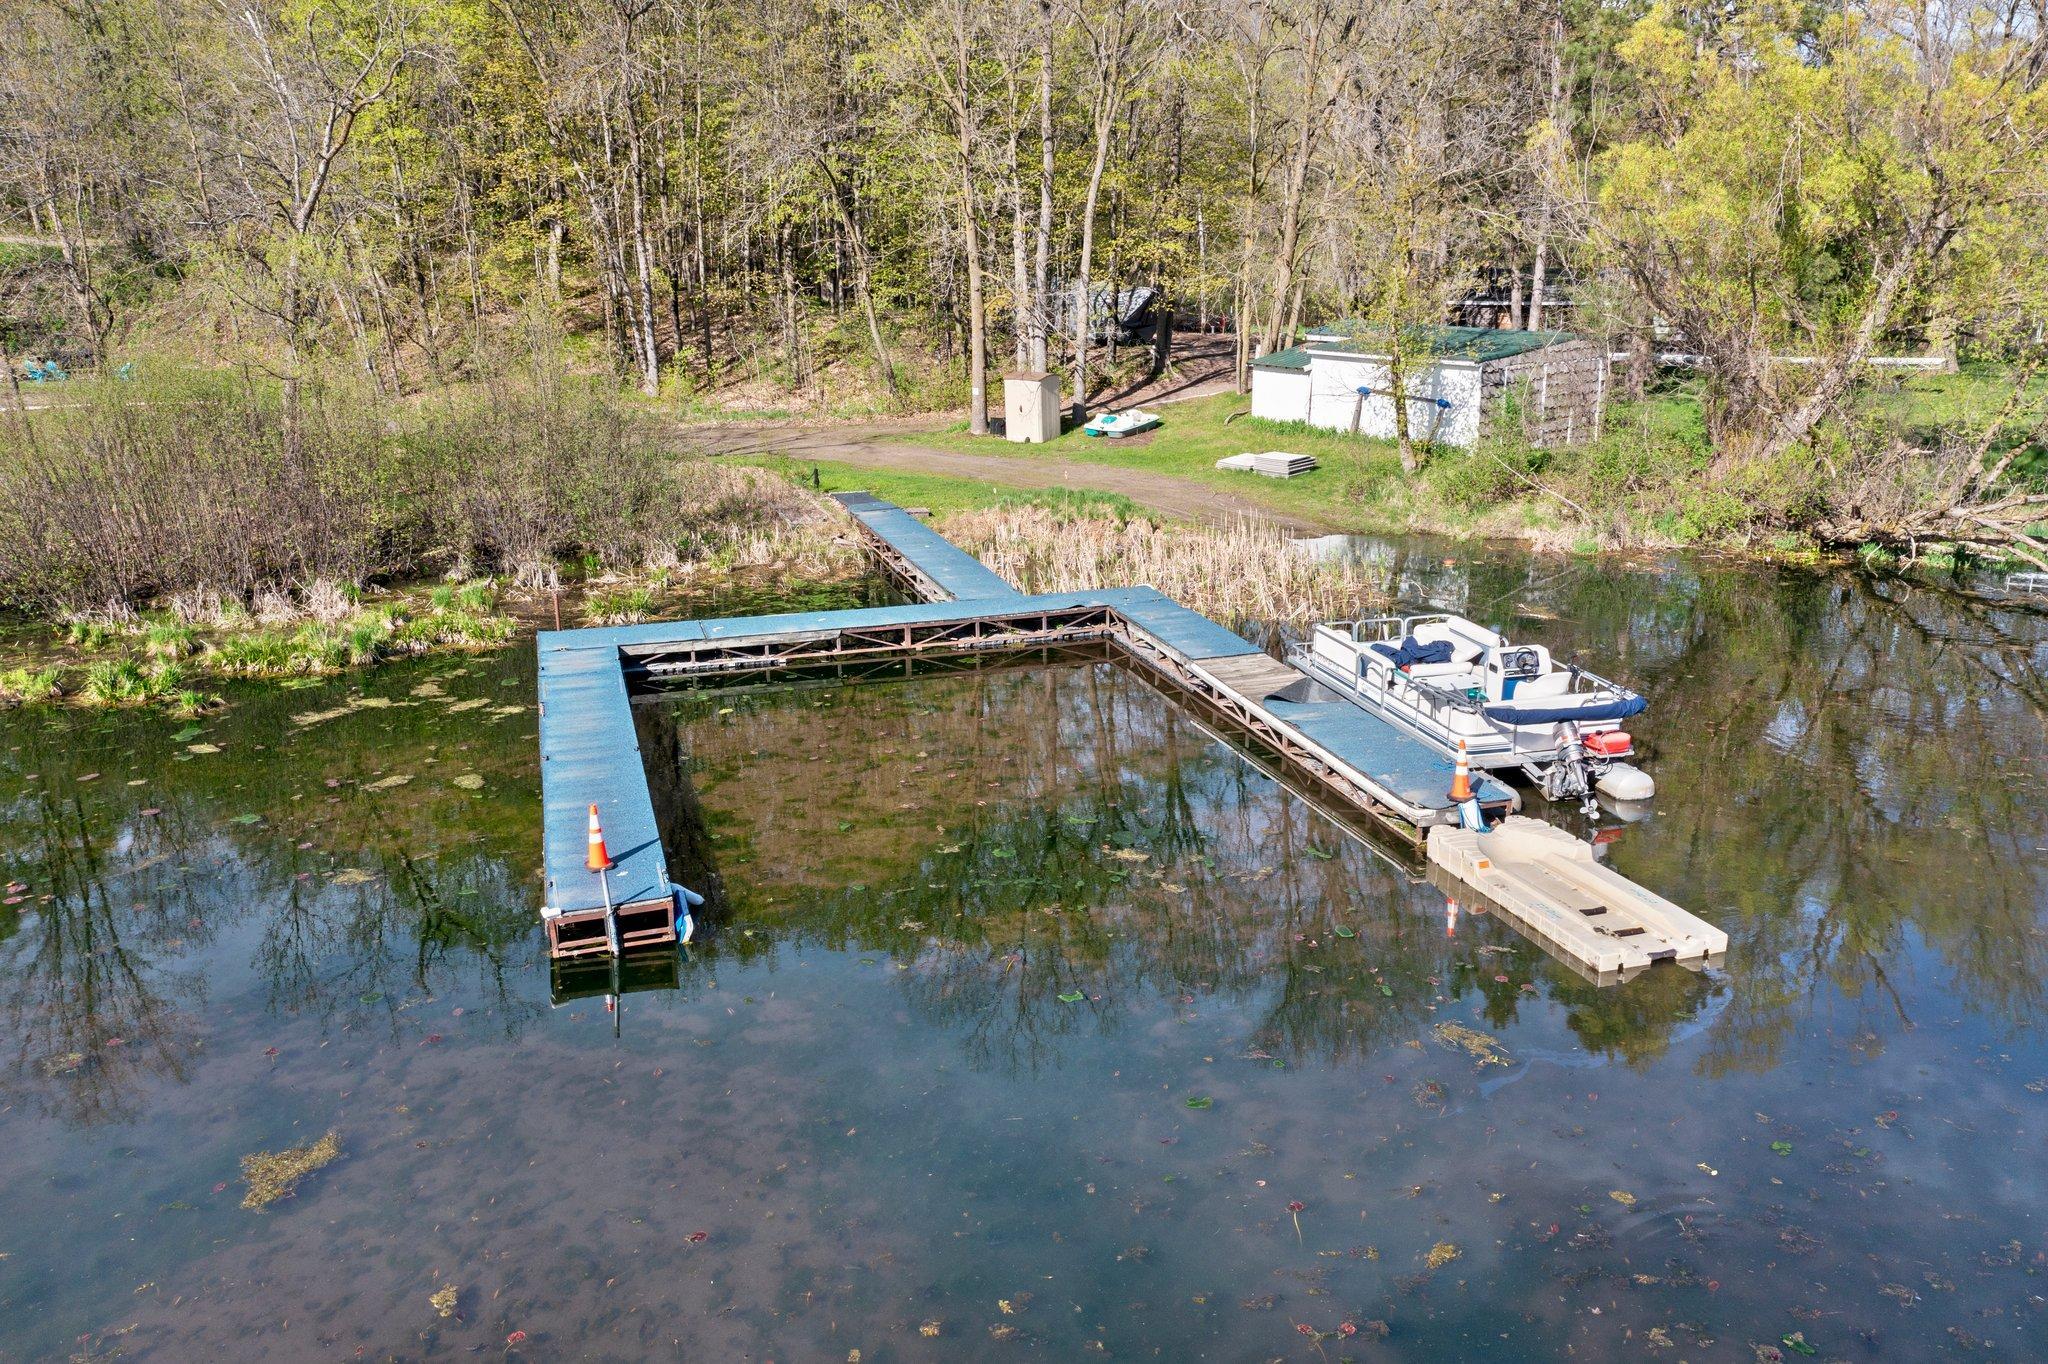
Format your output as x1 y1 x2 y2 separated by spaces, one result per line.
1542 722 1599 815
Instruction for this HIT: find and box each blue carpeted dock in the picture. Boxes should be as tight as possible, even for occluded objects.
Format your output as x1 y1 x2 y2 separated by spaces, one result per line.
535 495 1508 956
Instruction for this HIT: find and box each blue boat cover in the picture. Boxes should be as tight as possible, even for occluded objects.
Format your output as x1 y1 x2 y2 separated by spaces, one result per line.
1483 695 1646 725
1369 637 1455 667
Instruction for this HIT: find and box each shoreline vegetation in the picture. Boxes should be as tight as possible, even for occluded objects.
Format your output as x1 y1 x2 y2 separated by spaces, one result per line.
882 375 2048 566
0 350 1408 711
939 505 1389 624
0 345 871 709
4 347 2030 714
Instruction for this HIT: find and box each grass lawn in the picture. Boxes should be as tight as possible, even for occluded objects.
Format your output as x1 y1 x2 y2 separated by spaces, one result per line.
739 453 1143 519
884 369 2039 533
884 392 1471 532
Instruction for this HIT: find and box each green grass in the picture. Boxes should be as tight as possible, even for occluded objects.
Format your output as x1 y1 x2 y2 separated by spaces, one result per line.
855 371 2036 548
864 393 1535 534
906 393 1400 515
1860 362 2047 432
740 454 1144 520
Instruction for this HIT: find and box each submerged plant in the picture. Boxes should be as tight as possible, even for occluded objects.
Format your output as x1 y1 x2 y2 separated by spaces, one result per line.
240 1129 341 1210
1431 1020 1510 1066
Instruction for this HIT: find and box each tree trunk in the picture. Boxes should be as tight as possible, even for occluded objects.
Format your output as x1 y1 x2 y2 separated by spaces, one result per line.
1626 320 1652 400
622 86 662 396
1739 230 1927 471
1391 348 1417 473
1149 286 1172 379
1258 15 1332 357
959 128 988 434
1032 0 1054 374
1072 90 1117 413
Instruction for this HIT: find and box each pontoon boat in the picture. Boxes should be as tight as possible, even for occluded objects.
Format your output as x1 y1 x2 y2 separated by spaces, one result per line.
1289 613 1653 811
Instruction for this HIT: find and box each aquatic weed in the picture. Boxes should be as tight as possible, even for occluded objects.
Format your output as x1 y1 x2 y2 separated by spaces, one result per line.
0 666 62 704
239 1129 341 1210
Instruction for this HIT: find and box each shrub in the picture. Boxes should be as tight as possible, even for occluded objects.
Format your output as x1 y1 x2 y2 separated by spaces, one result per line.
0 340 860 616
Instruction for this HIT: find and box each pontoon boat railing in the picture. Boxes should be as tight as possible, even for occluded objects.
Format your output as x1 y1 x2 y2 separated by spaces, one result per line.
1306 619 1643 720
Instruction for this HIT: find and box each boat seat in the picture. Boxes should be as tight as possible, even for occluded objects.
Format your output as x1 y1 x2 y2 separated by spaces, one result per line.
1513 672 1571 699
1412 621 1492 663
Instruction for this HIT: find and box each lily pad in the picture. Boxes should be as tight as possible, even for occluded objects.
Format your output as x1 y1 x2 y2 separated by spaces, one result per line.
1771 1140 1795 1156
1057 991 1085 1004
1185 1096 1213 1110
1333 926 1356 939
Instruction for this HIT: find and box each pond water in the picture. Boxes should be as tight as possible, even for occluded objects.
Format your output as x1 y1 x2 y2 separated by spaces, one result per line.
3 549 2047 1361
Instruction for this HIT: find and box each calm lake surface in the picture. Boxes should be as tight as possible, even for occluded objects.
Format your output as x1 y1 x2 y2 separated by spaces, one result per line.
3 546 2046 1362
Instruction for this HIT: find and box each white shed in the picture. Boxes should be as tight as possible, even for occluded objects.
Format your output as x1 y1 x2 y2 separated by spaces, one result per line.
1248 326 1606 448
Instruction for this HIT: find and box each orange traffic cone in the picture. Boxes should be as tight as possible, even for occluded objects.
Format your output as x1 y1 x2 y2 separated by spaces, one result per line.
585 803 614 873
1448 741 1474 803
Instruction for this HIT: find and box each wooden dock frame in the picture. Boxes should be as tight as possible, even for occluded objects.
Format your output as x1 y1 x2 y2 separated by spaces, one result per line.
544 895 680 960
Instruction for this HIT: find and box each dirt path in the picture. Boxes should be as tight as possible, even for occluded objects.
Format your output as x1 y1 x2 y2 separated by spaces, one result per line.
1090 330 1240 409
701 422 1331 532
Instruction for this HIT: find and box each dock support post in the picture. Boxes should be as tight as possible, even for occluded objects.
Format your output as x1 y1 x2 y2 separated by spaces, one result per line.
599 866 620 957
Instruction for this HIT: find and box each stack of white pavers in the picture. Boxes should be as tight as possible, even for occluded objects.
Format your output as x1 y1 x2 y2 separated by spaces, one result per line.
1216 451 1318 479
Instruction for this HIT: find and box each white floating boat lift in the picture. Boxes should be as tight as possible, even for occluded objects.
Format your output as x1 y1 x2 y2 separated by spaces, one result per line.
1427 817 1726 984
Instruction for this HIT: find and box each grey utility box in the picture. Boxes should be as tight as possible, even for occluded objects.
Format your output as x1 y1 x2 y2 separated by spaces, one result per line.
1003 371 1062 443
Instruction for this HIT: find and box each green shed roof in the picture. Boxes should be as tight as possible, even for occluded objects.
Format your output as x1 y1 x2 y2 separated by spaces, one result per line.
1249 345 1312 372
1299 324 1574 364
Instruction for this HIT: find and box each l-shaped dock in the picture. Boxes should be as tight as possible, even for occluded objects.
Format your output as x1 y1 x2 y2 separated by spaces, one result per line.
536 495 1732 980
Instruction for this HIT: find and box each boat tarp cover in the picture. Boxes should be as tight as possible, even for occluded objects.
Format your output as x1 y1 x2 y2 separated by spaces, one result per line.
1369 638 1456 667
1483 695 1646 725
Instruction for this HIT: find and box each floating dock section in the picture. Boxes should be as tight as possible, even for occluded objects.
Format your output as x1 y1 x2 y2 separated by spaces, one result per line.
1427 817 1726 983
537 492 1720 983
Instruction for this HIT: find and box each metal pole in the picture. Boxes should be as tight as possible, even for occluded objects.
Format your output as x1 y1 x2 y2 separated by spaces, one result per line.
600 866 620 956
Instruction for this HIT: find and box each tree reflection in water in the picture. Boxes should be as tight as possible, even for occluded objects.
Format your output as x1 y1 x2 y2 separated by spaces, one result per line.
0 652 547 1125
648 554 2048 1085
0 552 2045 1361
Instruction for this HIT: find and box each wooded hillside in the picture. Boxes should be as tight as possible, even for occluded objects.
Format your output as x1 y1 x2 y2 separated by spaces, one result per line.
3 1 2044 486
